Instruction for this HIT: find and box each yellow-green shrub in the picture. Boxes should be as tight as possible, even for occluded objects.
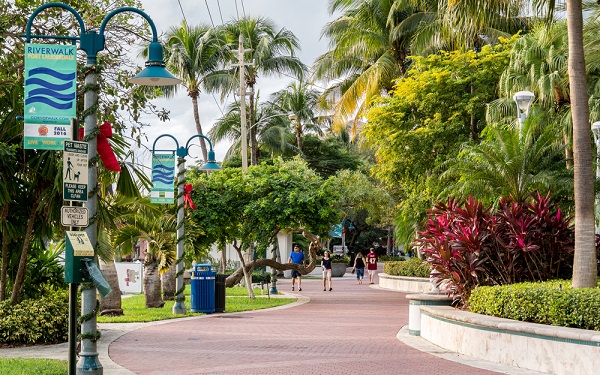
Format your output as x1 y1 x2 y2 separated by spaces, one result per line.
0 289 69 344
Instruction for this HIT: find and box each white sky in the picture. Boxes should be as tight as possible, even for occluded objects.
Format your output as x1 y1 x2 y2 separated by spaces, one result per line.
133 0 335 169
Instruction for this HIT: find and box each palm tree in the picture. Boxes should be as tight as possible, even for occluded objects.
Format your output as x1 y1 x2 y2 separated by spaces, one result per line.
112 203 177 308
441 118 572 205
312 0 417 136
209 98 296 163
565 0 597 288
163 21 228 162
270 81 323 151
223 17 305 165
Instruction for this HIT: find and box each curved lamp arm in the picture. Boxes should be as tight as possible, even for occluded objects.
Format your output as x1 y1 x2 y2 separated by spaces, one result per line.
24 2 85 42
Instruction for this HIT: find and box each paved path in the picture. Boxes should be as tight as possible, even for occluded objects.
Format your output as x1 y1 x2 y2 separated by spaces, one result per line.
108 271 536 375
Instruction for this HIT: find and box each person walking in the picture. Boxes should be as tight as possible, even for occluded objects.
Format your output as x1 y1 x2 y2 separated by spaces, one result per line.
321 251 333 291
366 247 378 284
353 252 365 284
288 244 305 291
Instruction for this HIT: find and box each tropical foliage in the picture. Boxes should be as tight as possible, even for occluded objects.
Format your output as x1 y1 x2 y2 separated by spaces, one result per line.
417 193 575 306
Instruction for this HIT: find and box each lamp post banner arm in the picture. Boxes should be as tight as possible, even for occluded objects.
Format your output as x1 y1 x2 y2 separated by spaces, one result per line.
152 134 180 154
99 7 159 42
25 3 86 42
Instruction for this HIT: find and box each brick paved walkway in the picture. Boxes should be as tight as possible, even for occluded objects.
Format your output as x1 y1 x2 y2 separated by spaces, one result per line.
109 271 506 375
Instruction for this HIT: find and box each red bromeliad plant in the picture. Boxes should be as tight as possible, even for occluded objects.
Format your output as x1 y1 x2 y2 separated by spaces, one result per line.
417 192 574 307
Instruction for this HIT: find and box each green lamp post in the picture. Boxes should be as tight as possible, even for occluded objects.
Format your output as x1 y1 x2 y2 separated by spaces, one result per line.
24 3 180 374
152 134 221 315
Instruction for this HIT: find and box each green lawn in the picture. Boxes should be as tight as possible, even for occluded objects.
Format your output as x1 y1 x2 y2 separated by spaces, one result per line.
97 285 295 323
0 358 67 375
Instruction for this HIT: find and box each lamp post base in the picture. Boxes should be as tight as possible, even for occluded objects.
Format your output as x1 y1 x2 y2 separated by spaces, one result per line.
76 351 103 374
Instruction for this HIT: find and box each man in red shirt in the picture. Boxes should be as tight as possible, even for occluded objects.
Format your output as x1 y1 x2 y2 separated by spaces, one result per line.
366 247 378 284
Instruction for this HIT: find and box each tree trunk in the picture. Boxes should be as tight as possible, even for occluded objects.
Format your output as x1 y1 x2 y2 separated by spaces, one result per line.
10 196 41 304
99 260 123 316
0 204 8 302
191 94 208 162
144 260 165 308
161 265 177 301
235 246 255 299
220 243 227 274
567 0 598 288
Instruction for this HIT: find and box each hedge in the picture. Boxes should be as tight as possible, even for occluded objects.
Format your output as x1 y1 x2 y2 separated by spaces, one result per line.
469 280 600 331
383 258 431 278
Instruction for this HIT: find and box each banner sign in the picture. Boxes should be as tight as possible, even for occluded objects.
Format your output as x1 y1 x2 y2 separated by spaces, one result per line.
24 43 77 150
150 153 176 204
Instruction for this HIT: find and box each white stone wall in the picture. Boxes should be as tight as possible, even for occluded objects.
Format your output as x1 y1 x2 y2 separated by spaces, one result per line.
420 306 600 375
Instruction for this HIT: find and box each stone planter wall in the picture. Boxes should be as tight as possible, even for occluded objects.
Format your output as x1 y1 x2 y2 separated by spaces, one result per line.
378 273 433 293
419 306 600 375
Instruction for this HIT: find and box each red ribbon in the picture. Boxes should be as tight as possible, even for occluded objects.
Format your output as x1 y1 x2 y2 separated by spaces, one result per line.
183 184 197 210
79 122 121 172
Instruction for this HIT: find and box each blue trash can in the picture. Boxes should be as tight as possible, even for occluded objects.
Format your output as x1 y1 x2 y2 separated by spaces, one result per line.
190 264 215 313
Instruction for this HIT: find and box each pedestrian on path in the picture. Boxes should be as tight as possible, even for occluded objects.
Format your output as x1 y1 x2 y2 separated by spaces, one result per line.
288 244 305 291
321 251 333 291
366 247 378 284
353 252 365 284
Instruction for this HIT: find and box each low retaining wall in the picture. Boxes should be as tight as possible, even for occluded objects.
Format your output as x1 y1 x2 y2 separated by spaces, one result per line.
378 273 433 293
419 306 600 375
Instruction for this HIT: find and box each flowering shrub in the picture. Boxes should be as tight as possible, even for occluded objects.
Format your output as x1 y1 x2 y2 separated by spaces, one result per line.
416 192 574 307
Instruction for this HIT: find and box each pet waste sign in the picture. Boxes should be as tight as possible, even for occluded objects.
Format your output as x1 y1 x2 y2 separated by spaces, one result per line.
63 140 88 201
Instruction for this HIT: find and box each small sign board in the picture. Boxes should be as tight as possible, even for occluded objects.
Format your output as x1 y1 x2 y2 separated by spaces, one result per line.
333 245 348 254
65 231 94 257
61 206 88 227
63 141 88 201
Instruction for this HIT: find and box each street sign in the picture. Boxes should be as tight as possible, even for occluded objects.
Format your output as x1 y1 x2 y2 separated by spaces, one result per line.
61 206 88 227
63 140 88 201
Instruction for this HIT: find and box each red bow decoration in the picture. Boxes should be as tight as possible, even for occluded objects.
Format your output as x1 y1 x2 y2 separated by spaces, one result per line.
183 184 197 210
79 122 121 172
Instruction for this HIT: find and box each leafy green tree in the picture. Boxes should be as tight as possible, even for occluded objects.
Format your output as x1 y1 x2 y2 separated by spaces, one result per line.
300 134 363 178
187 158 340 287
363 42 511 244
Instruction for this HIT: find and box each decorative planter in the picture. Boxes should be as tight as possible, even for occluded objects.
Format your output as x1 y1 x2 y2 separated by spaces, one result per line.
331 262 347 277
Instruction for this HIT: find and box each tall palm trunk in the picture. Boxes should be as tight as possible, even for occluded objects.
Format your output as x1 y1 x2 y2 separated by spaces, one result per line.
144 259 165 308
99 260 123 316
161 265 176 301
0 204 8 302
567 0 597 288
191 94 208 162
10 195 41 304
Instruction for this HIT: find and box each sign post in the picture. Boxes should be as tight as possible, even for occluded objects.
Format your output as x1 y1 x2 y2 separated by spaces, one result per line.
63 140 88 201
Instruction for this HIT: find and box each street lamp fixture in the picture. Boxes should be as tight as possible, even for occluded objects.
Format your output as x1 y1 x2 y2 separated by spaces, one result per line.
592 121 600 233
152 134 221 316
24 3 180 374
513 90 535 129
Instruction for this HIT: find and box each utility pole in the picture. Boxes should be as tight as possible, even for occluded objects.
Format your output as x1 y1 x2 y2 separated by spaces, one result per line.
238 34 248 172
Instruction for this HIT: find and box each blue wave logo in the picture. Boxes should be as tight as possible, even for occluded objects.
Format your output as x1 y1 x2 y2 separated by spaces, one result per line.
152 164 175 184
25 67 76 110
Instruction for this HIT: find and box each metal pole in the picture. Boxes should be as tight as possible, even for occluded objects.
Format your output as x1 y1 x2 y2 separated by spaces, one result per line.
77 53 102 375
239 34 248 172
68 282 78 375
172 156 187 314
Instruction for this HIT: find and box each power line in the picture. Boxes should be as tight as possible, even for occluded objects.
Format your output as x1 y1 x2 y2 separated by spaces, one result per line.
177 0 187 24
204 0 215 27
216 0 224 24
